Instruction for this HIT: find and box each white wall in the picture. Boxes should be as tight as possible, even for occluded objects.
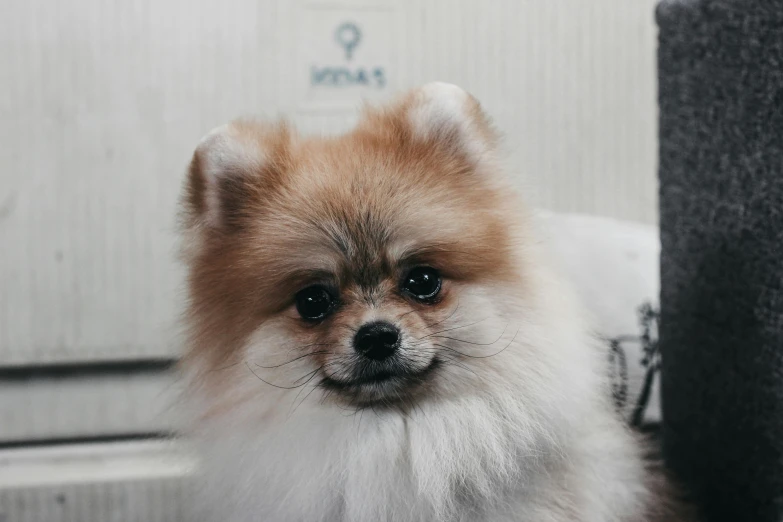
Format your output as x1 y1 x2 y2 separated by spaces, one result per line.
0 0 658 366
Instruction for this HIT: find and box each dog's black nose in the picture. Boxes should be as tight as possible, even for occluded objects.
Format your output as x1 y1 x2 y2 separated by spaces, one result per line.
354 321 400 360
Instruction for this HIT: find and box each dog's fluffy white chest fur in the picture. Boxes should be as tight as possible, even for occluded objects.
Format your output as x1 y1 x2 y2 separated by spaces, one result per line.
188 382 648 522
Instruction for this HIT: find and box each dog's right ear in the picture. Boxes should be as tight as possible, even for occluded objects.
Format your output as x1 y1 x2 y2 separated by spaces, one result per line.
184 121 289 233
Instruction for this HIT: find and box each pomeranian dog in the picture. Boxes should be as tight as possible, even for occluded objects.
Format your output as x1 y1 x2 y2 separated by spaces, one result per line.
178 83 689 521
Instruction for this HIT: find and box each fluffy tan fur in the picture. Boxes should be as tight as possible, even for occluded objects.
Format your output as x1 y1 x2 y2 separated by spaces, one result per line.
178 83 693 521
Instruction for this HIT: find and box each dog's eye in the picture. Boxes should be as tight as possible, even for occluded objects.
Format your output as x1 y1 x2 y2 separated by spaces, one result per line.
401 267 442 302
295 286 335 321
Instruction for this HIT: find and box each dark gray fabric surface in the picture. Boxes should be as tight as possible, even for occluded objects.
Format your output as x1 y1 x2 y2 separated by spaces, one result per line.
657 0 783 520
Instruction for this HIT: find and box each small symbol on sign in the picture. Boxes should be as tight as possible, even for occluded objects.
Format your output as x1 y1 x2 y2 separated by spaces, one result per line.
335 22 361 61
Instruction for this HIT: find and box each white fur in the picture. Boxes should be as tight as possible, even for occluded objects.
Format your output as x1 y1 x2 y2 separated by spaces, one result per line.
182 253 654 522
194 123 266 228
409 82 470 136
409 82 489 163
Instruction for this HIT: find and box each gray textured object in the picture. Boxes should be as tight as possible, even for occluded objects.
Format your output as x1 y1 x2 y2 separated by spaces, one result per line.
657 1 783 521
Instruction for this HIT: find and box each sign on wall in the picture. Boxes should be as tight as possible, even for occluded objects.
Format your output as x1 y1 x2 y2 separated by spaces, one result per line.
310 22 386 89
297 4 397 110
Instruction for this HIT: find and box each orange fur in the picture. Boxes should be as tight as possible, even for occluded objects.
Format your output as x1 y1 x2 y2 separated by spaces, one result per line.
181 89 526 380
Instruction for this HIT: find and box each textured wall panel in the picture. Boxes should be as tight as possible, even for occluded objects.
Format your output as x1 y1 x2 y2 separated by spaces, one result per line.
0 369 178 442
0 441 193 522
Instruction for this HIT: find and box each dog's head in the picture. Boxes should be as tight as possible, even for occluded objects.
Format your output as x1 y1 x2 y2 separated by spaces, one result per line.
181 83 542 413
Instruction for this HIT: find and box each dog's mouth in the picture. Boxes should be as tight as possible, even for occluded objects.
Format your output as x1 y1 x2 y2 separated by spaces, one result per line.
320 357 441 406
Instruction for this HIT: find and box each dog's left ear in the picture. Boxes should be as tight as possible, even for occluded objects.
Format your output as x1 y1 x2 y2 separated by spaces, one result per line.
359 83 498 166
404 82 499 164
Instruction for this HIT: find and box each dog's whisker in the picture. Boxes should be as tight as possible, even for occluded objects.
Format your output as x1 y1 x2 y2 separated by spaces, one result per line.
417 316 493 340
396 308 419 321
428 321 509 346
254 349 334 369
421 300 461 330
438 354 480 379
288 381 323 419
246 360 343 390
430 325 519 359
244 362 322 390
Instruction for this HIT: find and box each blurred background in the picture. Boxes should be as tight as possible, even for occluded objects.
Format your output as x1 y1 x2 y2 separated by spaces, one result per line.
0 0 658 519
